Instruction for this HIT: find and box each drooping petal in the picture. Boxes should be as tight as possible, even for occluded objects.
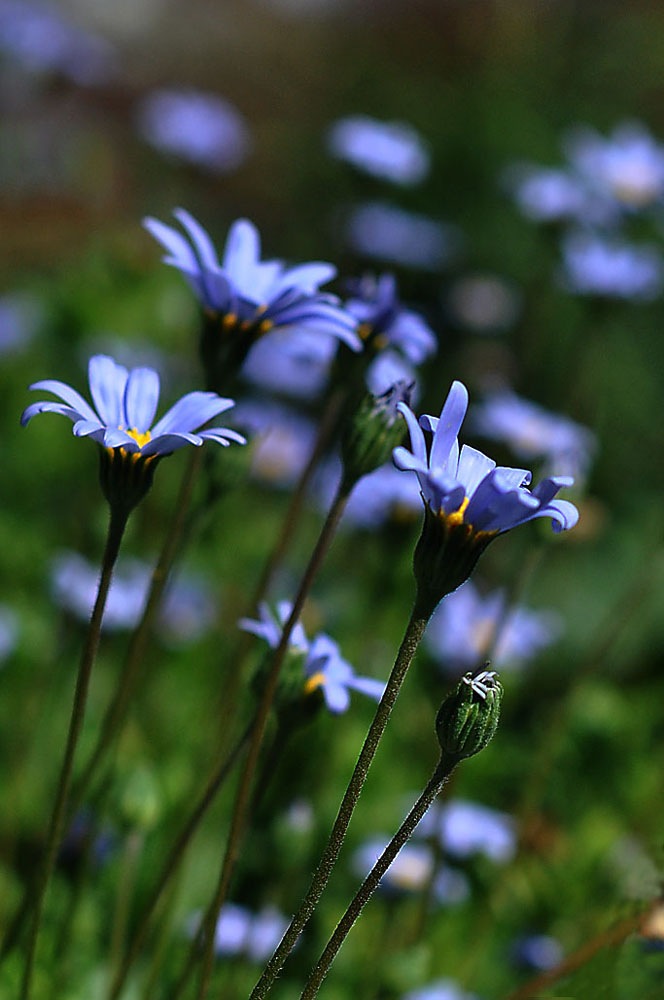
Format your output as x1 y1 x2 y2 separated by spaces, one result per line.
428 380 469 472
21 401 83 426
530 498 579 532
124 367 160 432
198 427 247 446
396 401 427 464
72 418 105 437
103 427 138 449
173 208 221 270
150 392 234 437
140 432 203 457
347 675 386 701
494 466 533 489
531 475 575 505
88 356 128 427
274 262 337 294
464 469 539 532
28 379 98 423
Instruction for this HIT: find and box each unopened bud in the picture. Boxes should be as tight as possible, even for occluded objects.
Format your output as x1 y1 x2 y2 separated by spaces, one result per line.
341 380 413 491
436 669 502 763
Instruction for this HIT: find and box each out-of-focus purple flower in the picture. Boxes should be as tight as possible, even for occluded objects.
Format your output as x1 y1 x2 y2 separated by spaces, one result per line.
0 0 116 85
472 389 596 481
144 210 360 352
21 354 245 458
446 275 521 334
420 799 516 864
402 980 480 1000
0 292 42 355
425 580 562 672
511 934 564 971
345 273 437 364
366 350 417 399
353 837 469 904
239 601 384 713
241 328 336 400
51 552 217 644
393 380 579 536
233 400 317 487
0 605 19 663
57 810 115 879
198 903 289 962
315 457 423 530
559 232 664 300
504 165 612 225
327 115 431 185
136 88 251 173
345 202 461 270
565 122 664 209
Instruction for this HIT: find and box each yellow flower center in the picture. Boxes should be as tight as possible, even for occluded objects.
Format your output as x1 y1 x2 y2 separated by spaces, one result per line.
125 428 152 449
304 671 326 695
444 496 469 527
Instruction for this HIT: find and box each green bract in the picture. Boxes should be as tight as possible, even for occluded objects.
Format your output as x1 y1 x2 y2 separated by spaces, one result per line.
435 669 502 763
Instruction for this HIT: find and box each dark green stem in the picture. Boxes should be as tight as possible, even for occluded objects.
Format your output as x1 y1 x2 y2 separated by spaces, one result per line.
20 505 129 1000
180 484 350 1000
300 756 456 999
106 716 253 1000
70 448 203 817
249 604 431 1000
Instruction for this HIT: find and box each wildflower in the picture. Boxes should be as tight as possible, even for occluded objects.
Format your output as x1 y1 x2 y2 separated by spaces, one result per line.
136 88 251 173
195 903 289 962
239 602 384 714
242 327 336 400
144 209 360 390
426 580 561 672
0 292 41 355
393 380 579 612
326 115 431 186
352 838 469 904
430 799 517 864
565 121 664 209
21 354 245 513
472 389 596 482
505 165 608 225
345 273 437 364
435 669 502 763
559 231 664 301
402 980 480 1000
345 201 460 270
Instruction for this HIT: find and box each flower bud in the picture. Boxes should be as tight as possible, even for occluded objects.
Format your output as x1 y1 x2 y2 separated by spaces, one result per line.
341 380 413 491
436 669 502 763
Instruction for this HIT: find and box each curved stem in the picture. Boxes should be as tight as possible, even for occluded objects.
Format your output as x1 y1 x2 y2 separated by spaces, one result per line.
249 604 431 1000
70 448 203 817
300 756 456 999
179 484 350 1000
106 716 253 1000
20 506 129 1000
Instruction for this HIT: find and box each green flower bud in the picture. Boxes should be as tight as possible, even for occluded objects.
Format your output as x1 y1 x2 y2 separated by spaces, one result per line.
341 381 413 491
435 669 502 763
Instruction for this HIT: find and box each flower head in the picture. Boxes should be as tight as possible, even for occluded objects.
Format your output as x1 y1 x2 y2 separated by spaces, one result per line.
345 202 461 270
21 354 245 512
144 209 360 390
239 602 384 714
559 232 664 301
326 115 431 186
565 121 664 209
393 380 578 610
345 273 437 364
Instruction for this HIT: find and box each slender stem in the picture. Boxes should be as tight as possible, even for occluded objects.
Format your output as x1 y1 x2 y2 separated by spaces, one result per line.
249 604 431 1000
70 448 203 817
20 505 129 1000
300 756 456 999
181 484 351 1000
106 717 253 1000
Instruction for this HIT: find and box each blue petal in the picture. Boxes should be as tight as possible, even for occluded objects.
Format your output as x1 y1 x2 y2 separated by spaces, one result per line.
88 356 128 427
464 470 538 531
323 681 351 714
173 208 221 270
396 402 427 464
456 444 496 495
222 219 261 286
143 216 200 271
21 401 82 426
531 475 574 505
198 427 247 446
141 432 203 456
347 676 386 701
28 379 98 423
494 465 532 489
103 427 137 449
428 380 469 472
72 418 105 437
150 392 234 437
123 367 160 432
530 498 579 532
274 262 337 294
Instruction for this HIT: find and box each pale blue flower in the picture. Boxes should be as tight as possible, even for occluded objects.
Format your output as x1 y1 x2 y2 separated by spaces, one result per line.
423 799 517 864
472 389 596 481
144 209 360 350
403 980 480 1000
559 232 664 300
353 838 469 904
505 165 610 225
239 602 384 713
197 903 289 963
346 273 437 364
512 934 564 971
345 202 461 270
21 354 245 457
315 458 422 530
327 115 431 186
0 292 41 355
425 580 562 672
233 400 317 488
565 121 664 209
241 328 335 400
393 380 579 536
136 88 251 173
0 605 19 663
